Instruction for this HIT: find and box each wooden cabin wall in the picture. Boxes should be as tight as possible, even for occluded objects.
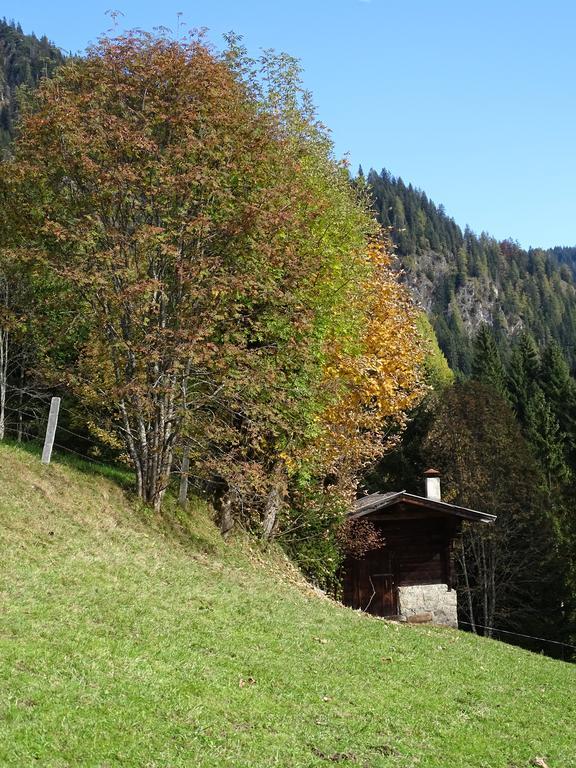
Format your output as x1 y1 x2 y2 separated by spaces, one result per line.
380 518 453 586
341 514 460 616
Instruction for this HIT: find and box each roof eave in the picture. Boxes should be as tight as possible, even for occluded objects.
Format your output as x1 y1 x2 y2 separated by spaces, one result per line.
350 491 496 524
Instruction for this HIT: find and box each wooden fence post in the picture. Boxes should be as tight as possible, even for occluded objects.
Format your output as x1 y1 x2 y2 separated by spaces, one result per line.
41 397 61 465
179 448 190 507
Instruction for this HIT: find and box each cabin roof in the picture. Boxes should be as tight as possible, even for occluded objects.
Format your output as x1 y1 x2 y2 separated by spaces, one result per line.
350 491 496 524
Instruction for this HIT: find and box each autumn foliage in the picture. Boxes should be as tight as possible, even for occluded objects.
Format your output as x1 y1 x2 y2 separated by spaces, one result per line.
1 29 424 575
317 238 424 474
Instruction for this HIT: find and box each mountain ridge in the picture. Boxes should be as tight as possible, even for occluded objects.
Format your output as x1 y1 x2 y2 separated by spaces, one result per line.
365 167 576 372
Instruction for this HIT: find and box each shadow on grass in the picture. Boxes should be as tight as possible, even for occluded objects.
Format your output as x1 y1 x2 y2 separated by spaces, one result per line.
2 435 134 488
53 449 135 490
2 436 221 556
157 494 221 557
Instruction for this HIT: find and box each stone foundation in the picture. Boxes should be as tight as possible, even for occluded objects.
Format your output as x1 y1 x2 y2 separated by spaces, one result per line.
397 584 457 627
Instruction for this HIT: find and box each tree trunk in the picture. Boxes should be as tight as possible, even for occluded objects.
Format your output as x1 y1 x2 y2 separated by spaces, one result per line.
0 326 8 441
460 536 477 633
119 400 143 499
487 537 497 630
17 365 23 442
480 537 491 636
218 491 234 539
261 463 286 543
262 485 281 542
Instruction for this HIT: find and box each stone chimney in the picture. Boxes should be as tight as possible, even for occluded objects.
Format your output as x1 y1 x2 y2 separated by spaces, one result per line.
424 468 441 501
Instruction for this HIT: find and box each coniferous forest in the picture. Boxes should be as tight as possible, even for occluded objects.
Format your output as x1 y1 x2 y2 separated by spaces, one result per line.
366 167 576 373
365 170 576 656
0 19 64 152
1 18 576 662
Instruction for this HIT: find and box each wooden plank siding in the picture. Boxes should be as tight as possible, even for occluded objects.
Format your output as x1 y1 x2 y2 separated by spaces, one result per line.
342 514 461 618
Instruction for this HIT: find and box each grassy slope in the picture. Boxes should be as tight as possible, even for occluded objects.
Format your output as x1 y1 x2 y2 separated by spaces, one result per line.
0 444 574 768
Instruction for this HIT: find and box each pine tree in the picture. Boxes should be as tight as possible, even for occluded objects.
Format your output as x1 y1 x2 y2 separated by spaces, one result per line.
365 167 576 373
0 19 64 152
421 381 563 642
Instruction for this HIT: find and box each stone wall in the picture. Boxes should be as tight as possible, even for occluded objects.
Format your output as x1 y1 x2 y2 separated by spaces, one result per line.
397 584 457 627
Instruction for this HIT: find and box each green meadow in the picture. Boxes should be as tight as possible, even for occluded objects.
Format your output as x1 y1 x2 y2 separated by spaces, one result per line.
0 443 574 768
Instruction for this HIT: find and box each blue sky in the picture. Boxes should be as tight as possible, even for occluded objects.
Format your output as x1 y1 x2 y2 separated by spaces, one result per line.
5 0 576 249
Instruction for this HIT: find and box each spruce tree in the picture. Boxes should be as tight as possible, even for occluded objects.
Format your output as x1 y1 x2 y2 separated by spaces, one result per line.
540 341 576 439
472 325 508 399
525 386 570 491
507 332 540 424
421 381 563 643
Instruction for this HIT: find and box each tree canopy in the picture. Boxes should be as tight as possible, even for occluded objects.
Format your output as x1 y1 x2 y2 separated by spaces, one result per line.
1 29 424 581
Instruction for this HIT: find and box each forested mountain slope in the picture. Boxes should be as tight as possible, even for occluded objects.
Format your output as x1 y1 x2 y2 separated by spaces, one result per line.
366 168 576 372
0 19 64 152
365 170 576 656
550 245 576 277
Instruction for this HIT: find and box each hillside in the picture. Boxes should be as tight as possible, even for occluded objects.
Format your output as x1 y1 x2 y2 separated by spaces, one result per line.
366 169 576 372
0 19 64 152
0 442 574 767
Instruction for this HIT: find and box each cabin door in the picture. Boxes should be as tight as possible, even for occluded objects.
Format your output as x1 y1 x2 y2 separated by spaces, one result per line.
361 550 397 617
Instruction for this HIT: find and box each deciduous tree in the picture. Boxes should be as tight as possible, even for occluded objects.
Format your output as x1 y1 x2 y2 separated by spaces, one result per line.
6 30 343 509
4 30 424 530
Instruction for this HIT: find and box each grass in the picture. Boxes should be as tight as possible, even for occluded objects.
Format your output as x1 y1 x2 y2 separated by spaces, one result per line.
0 441 574 768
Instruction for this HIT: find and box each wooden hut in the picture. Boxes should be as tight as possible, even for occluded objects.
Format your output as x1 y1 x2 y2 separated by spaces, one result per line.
342 470 495 626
